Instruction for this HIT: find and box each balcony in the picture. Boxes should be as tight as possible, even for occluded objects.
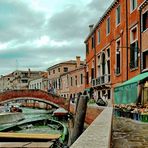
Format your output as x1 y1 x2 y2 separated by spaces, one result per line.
92 74 111 87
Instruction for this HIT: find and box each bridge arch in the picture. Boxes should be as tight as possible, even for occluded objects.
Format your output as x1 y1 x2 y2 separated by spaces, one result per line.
0 90 69 110
1 97 59 109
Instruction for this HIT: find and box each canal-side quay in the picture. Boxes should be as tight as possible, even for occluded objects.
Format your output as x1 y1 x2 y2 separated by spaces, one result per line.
112 117 148 148
70 107 148 148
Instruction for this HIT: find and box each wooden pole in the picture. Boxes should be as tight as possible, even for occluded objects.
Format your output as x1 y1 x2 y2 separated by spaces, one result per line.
70 95 88 146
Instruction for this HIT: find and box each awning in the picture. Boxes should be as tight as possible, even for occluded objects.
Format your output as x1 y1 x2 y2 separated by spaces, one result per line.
85 88 91 92
114 72 148 104
116 72 148 88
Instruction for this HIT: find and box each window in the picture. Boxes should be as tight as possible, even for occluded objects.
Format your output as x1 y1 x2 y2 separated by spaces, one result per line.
106 17 110 35
22 80 28 83
40 82 41 89
58 68 60 72
116 40 121 74
98 29 100 44
59 79 61 89
102 53 106 76
71 77 73 86
107 89 111 99
53 70 55 74
80 74 83 84
97 55 101 77
142 11 148 32
130 41 138 69
49 71 50 75
86 43 89 54
37 83 39 89
116 5 120 25
107 48 110 58
91 35 95 49
130 26 138 69
91 61 95 80
86 72 89 84
107 60 110 75
75 76 77 86
91 68 94 80
64 67 68 72
143 50 148 70
130 0 137 12
130 27 137 43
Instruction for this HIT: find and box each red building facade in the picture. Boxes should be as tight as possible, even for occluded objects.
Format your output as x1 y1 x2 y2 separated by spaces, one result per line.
85 0 147 103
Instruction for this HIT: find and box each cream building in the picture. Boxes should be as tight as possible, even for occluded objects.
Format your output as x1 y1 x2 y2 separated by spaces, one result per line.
0 69 44 91
47 56 84 95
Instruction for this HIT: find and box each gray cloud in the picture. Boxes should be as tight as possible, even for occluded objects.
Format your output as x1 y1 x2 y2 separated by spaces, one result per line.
0 0 113 75
0 0 45 42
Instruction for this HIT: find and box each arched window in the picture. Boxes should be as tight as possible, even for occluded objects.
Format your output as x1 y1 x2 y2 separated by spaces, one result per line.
102 53 106 75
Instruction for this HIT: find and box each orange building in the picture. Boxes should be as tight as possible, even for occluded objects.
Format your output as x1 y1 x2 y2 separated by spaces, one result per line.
139 1 148 71
85 0 147 102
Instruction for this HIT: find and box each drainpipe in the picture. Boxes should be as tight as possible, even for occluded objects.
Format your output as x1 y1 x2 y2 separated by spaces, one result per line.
126 0 129 80
94 32 97 79
139 9 142 73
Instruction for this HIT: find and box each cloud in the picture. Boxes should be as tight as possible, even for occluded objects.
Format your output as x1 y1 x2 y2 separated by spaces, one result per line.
0 0 45 42
0 0 113 75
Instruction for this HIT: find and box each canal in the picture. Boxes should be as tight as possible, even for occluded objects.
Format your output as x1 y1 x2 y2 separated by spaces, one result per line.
0 106 70 147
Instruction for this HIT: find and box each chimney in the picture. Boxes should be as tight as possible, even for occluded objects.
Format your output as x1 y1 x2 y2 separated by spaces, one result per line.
28 68 31 77
76 56 81 68
89 24 94 32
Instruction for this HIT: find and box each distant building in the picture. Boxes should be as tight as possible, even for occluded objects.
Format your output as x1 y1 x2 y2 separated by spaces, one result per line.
47 56 85 96
60 58 85 99
29 72 48 91
0 73 14 92
0 69 44 91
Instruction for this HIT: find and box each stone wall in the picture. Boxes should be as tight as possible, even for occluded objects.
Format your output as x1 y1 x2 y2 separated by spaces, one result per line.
0 112 24 124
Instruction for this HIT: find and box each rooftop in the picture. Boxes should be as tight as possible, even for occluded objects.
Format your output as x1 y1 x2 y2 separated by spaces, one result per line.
84 0 119 43
47 60 84 71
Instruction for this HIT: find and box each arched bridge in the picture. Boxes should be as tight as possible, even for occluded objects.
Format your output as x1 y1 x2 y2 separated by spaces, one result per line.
0 89 69 110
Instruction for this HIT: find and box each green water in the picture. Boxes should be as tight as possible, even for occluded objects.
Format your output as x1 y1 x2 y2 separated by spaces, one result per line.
17 126 61 134
0 107 53 132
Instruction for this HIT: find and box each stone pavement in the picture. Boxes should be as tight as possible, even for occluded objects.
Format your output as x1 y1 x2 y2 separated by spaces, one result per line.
112 117 148 148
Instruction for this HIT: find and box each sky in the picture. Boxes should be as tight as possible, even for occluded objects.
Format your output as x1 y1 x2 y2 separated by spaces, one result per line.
0 0 113 75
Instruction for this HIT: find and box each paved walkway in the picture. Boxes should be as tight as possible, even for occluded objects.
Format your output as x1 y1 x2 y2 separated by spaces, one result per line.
112 117 148 148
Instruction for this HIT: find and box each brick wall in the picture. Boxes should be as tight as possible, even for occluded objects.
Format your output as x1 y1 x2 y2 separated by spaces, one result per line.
70 103 102 124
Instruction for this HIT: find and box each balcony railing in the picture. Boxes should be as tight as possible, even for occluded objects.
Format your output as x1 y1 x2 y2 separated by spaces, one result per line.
92 74 111 87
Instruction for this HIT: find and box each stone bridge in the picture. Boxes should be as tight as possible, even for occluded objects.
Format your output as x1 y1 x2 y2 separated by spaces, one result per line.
0 89 69 110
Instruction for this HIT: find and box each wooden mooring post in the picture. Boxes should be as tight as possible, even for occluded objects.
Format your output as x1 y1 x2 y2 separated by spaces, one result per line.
70 95 88 146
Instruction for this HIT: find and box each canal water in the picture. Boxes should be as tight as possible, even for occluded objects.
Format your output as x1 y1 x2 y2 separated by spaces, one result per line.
0 106 70 147
15 107 60 134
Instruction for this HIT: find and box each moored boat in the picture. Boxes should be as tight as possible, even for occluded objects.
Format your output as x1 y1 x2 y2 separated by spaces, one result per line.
0 117 68 146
